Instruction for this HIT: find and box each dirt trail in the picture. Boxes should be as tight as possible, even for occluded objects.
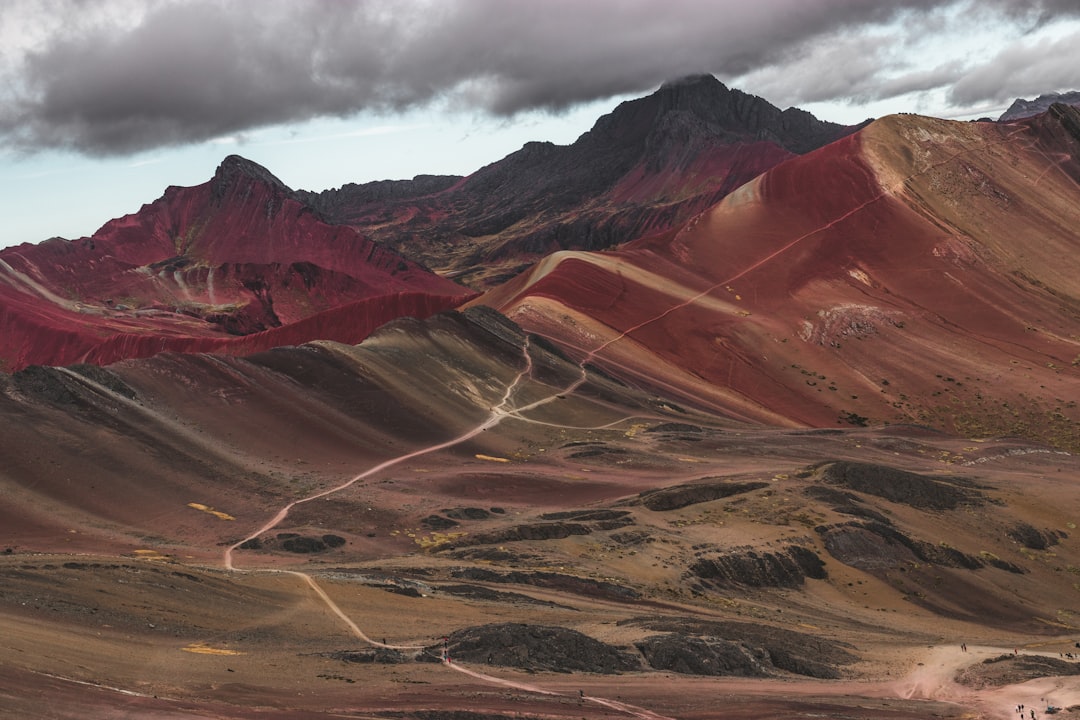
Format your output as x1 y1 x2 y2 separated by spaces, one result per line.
215 335 677 718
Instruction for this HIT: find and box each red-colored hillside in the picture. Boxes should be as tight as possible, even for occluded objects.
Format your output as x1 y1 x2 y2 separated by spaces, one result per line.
0 156 475 371
475 105 1080 447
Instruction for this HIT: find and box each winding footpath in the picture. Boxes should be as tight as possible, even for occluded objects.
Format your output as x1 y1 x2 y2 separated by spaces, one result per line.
221 337 675 719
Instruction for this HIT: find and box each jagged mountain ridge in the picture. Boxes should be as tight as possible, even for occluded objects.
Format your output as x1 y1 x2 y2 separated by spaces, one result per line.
298 75 860 287
0 155 475 372
999 90 1080 121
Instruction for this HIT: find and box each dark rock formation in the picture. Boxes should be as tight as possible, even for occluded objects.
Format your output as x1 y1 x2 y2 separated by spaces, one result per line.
450 568 640 601
420 515 459 531
1006 522 1059 550
639 480 768 511
690 545 826 588
624 617 857 679
328 648 408 664
444 623 639 674
816 461 985 510
636 635 771 677
818 521 986 571
442 507 492 521
447 512 634 548
237 532 346 554
436 584 571 609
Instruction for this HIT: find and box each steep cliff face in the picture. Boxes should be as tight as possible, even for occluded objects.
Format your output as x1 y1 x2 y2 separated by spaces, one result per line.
474 106 1080 449
302 75 858 288
0 156 474 371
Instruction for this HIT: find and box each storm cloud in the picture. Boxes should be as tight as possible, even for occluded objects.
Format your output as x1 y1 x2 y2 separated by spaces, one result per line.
1 0 1078 156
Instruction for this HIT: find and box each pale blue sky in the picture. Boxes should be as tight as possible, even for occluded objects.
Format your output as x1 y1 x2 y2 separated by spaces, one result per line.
2 0 1078 249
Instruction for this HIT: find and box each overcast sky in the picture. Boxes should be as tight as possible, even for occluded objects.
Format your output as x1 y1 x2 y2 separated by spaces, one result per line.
2 0 1079 248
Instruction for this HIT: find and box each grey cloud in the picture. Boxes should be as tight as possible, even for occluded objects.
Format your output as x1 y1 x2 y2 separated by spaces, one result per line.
868 61 969 101
949 29 1080 106
1 0 1077 156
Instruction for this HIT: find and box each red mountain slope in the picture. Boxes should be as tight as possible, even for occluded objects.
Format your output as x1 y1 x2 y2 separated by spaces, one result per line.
0 156 475 371
475 105 1080 447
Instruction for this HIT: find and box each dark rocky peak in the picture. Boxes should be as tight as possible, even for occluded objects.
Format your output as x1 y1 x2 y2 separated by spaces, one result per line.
583 74 850 154
1000 90 1080 122
211 154 292 201
296 174 462 216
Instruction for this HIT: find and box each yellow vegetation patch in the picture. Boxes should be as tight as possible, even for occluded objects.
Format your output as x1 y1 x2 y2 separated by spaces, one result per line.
624 423 648 438
182 642 245 656
474 454 510 463
131 549 169 560
187 502 235 521
415 531 467 549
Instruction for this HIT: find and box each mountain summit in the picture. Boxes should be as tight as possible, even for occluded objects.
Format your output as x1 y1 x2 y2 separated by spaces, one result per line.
302 74 859 288
591 73 854 154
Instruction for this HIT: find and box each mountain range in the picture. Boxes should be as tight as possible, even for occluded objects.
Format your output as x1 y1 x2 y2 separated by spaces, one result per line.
999 89 1080 121
3 77 1080 719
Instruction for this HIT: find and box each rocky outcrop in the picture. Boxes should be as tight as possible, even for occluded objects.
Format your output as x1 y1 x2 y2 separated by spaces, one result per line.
1005 522 1061 551
450 568 640 601
817 521 994 572
638 480 767 511
444 623 640 674
815 462 987 510
444 511 634 548
690 546 827 588
237 532 346 554
624 617 858 679
636 635 771 677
